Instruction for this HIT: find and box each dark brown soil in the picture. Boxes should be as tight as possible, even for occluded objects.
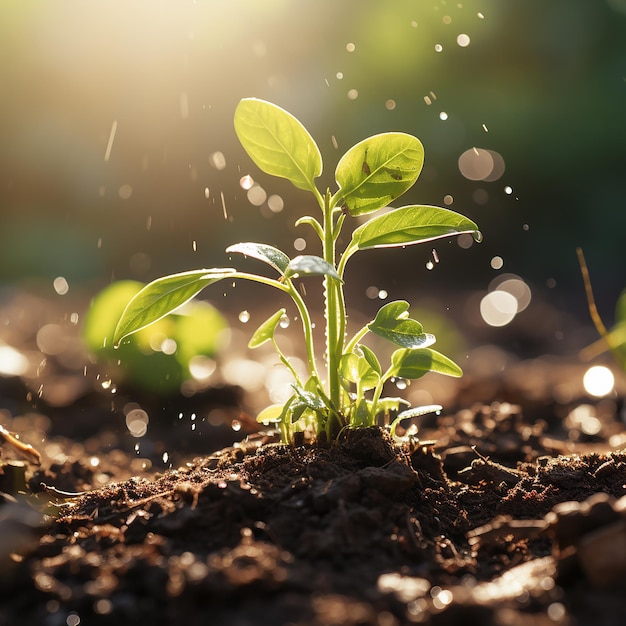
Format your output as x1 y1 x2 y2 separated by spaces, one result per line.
1 290 626 625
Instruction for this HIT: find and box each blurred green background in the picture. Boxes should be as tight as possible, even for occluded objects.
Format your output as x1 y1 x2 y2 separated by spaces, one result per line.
1 0 625 326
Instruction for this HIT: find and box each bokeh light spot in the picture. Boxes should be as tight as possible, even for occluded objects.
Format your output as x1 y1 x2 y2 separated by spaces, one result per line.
480 291 518 327
583 365 615 397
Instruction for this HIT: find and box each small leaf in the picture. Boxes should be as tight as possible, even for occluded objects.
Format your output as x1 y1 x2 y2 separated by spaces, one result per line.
359 345 382 376
234 98 322 192
389 404 442 437
292 384 326 411
285 255 341 281
389 348 463 380
256 403 285 424
113 269 235 345
339 350 380 391
352 205 480 250
376 397 410 415
335 133 424 216
350 397 373 427
226 242 290 275
248 308 286 348
368 300 436 349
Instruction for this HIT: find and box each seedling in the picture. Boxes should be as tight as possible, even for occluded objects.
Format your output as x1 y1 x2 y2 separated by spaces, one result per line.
113 98 480 442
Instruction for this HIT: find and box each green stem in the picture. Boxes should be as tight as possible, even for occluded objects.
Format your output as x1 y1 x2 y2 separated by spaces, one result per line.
323 191 341 412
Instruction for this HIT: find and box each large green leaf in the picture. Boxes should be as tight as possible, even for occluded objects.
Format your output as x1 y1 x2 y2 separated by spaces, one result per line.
335 133 424 216
234 98 322 192
368 300 435 349
248 308 286 348
285 255 341 281
352 205 480 250
113 269 235 345
389 348 463 380
226 242 290 275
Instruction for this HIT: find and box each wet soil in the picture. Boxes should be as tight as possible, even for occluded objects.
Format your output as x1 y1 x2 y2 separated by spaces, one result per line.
1 290 626 625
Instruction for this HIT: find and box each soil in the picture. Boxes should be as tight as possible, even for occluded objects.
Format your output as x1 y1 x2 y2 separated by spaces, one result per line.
1 289 626 626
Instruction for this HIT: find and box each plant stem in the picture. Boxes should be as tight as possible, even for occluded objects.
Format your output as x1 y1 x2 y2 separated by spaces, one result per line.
322 191 343 433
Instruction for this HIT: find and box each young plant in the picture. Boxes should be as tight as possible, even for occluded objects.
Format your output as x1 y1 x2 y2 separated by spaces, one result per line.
113 98 480 442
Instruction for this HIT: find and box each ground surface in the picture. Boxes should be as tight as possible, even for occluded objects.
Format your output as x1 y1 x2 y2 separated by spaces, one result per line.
1 289 626 625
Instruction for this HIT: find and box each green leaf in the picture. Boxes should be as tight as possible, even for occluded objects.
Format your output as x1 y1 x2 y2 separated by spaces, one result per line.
285 255 341 281
352 205 481 250
359 345 382 376
390 404 442 437
389 348 463 380
234 98 322 192
292 383 326 411
339 350 380 391
248 308 286 348
350 397 373 427
335 133 424 216
368 300 436 349
226 242 290 275
376 397 410 416
256 403 285 424
113 269 235 345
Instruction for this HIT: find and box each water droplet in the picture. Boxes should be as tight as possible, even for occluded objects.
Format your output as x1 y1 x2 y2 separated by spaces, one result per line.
385 99 396 110
378 289 388 300
435 44 443 52
395 378 409 390
101 379 112 390
239 310 250 323
443 194 453 205
347 89 359 100
204 187 210 199
336 72 344 80
346 42 356 52
522 223 529 231
504 186 513 195
162 452 169 464
426 261 434 270
457 34 471 47
279 314 290 328
231 419 242 432
439 112 448 121
294 237 306 251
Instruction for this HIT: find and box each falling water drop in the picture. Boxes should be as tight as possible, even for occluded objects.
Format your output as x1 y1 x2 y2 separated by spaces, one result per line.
239 310 250 323
279 314 290 329
231 419 242 432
